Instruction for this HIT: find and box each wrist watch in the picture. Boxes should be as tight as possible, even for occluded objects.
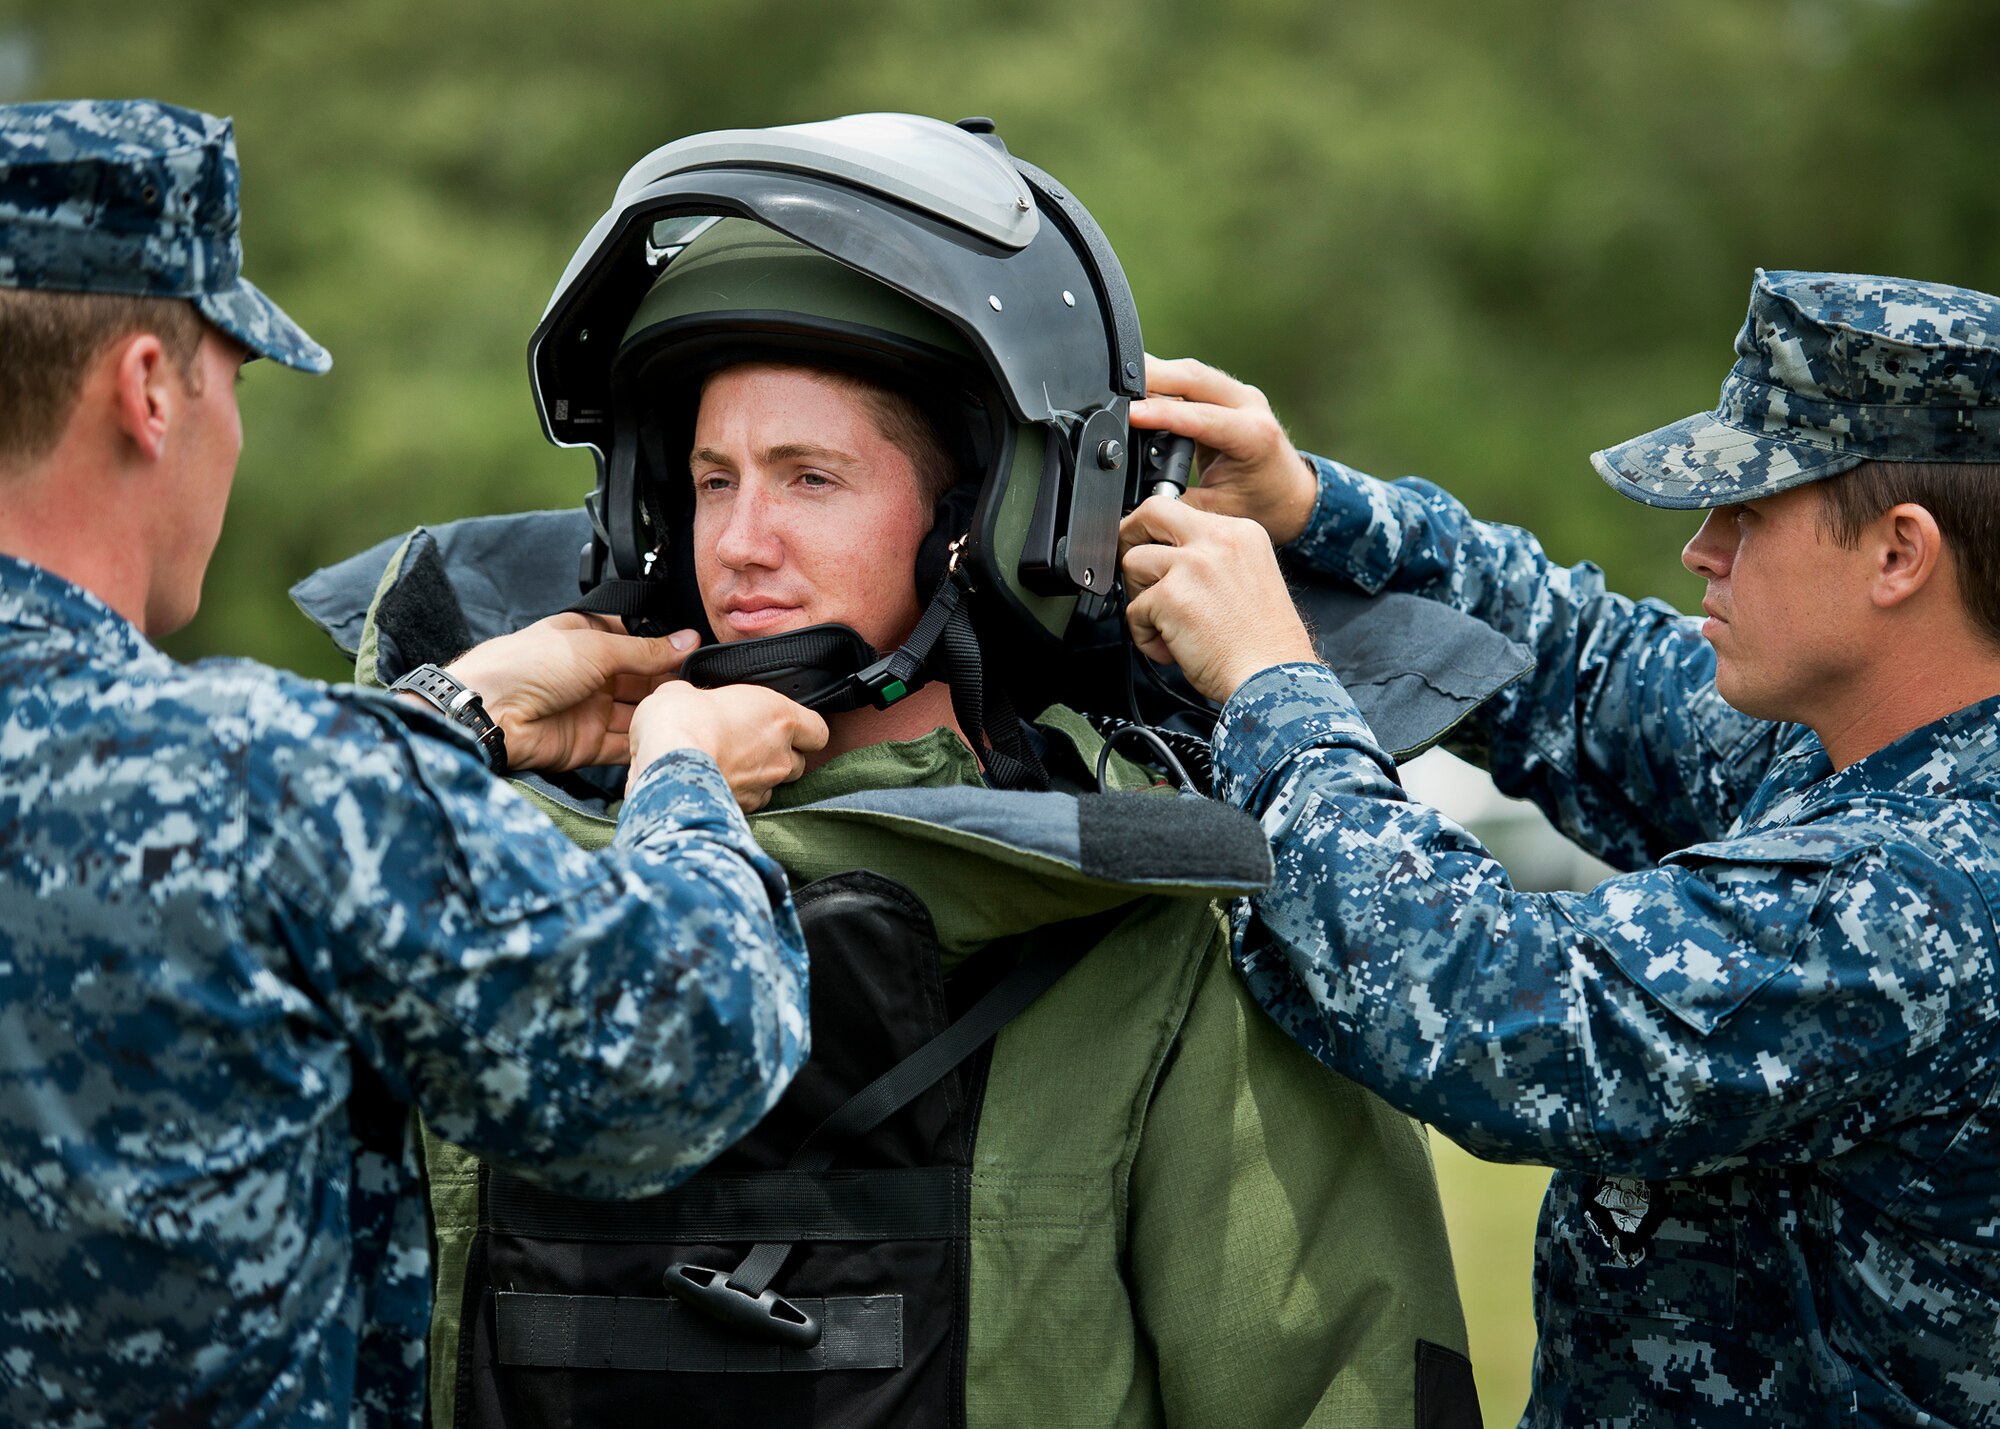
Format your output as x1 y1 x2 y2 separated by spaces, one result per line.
389 663 509 773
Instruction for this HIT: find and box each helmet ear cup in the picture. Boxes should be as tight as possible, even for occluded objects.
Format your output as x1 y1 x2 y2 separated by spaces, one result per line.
646 397 717 645
589 371 717 642
915 481 981 598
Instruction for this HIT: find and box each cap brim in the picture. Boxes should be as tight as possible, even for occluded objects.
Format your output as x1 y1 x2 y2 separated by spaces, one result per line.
1590 410 1861 510
196 278 330 374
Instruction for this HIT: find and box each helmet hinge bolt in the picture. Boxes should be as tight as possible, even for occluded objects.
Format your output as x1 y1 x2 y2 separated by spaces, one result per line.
1096 439 1124 469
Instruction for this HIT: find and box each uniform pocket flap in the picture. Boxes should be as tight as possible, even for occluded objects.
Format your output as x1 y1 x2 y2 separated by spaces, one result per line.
1660 827 1874 870
1598 829 1874 1035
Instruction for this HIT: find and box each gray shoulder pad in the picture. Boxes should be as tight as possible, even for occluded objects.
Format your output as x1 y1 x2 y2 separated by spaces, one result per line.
1292 576 1534 760
290 509 593 663
779 785 1272 897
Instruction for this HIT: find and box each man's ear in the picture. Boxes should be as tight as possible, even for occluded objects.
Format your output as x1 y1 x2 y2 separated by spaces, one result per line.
1870 502 1945 611
108 332 175 463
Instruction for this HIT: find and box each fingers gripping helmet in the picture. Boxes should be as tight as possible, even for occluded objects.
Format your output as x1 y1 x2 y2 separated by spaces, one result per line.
529 115 1149 764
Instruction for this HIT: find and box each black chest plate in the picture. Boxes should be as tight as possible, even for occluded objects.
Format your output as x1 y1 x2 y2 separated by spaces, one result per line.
454 871 999 1429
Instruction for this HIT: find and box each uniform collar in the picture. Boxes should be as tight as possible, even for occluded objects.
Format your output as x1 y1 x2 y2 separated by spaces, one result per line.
1775 692 2000 818
1848 692 2000 800
0 553 158 667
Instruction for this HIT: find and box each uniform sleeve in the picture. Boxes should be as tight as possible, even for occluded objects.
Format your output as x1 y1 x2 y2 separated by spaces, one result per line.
1217 662 1975 1178
1286 452 1783 863
241 682 808 1199
1127 933 1471 1427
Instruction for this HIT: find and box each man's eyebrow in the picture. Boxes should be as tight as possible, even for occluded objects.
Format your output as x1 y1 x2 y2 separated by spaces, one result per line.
767 441 859 465
688 442 860 474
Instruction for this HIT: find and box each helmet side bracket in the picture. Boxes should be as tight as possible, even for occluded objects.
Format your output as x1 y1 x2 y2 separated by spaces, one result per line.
1015 405 1129 598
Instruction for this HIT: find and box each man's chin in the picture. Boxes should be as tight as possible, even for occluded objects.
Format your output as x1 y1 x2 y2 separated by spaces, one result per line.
144 587 201 640
1711 665 1790 724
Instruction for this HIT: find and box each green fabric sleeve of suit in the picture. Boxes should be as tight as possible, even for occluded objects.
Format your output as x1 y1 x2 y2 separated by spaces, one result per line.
419 1119 480 1429
1129 944 1469 1426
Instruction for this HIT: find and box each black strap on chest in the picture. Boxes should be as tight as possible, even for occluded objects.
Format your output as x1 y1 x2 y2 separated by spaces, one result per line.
495 1290 904 1374
660 913 1111 1348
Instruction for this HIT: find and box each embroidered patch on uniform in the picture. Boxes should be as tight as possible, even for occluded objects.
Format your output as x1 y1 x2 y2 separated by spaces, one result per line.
1583 1177 1663 1267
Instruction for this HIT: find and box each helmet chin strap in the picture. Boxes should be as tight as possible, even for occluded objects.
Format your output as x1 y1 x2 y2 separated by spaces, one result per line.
681 621 904 713
678 538 1049 790
682 541 973 714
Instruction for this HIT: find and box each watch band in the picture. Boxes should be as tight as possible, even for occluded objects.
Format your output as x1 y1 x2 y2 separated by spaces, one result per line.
389 663 509 773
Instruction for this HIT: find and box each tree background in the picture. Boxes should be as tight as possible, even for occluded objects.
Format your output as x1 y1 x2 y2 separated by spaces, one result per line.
10 0 1996 1419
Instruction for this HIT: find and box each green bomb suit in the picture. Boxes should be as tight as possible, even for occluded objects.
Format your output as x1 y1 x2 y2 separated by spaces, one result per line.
304 520 1475 1429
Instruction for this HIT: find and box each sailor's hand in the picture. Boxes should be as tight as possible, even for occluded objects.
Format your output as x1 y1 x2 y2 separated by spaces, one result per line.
628 682 829 812
1119 494 1320 704
442 614 701 773
1128 356 1318 546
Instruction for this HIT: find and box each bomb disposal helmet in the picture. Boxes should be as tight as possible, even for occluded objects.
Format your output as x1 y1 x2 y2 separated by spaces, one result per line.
530 113 1147 658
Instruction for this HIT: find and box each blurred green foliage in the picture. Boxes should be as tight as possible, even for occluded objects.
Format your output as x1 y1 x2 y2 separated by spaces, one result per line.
10 2 1995 1420
11 0 1999 681
1433 1131 1550 1424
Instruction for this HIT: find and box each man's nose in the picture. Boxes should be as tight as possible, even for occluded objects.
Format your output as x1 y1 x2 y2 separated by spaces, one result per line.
1682 509 1734 581
714 488 781 569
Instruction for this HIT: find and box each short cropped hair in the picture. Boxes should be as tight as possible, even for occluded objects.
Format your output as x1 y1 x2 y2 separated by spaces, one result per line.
0 289 205 467
1816 459 2000 646
700 362 967 509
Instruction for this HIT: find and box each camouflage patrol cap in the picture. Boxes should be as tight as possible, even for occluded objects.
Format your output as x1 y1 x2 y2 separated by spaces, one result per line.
1592 268 2000 509
0 99 329 372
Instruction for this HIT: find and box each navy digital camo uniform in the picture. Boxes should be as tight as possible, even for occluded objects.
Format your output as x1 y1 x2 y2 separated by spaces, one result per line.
0 97 808 1416
1216 273 2000 1427
0 99 807 1428
0 561 808 1426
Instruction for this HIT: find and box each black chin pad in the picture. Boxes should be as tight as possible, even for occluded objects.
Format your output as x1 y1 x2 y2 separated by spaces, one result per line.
682 623 880 710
